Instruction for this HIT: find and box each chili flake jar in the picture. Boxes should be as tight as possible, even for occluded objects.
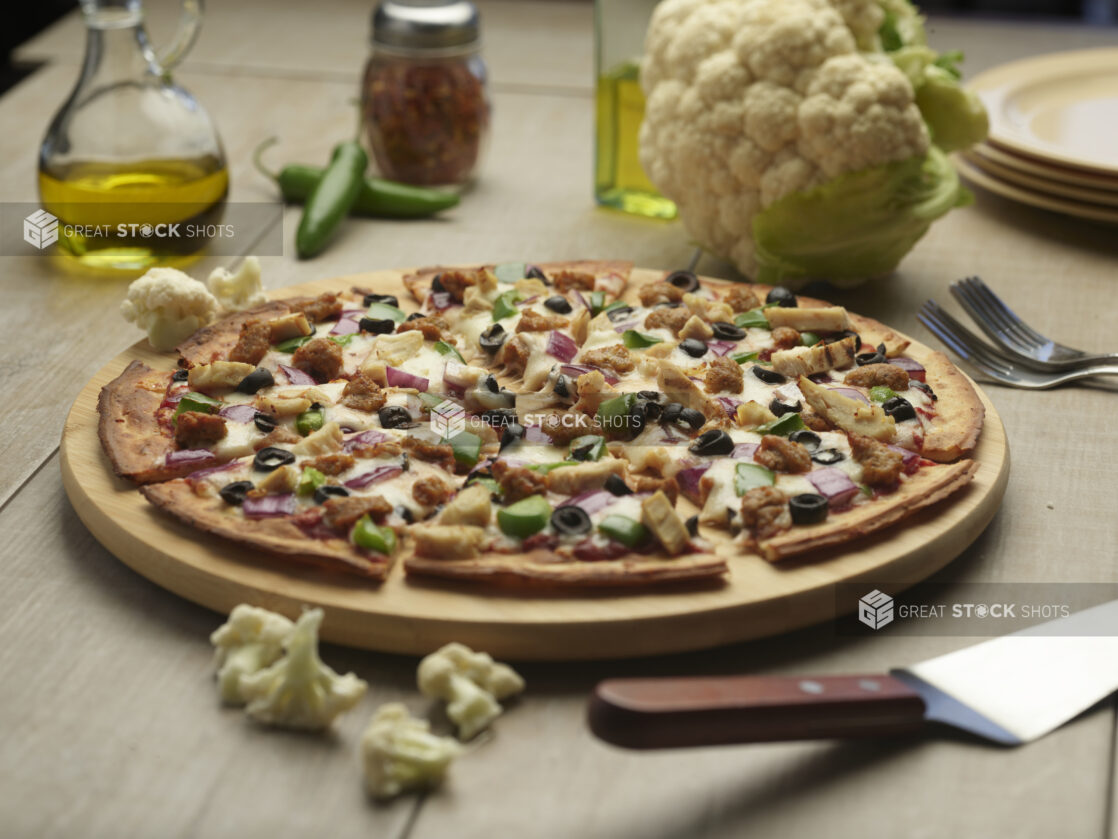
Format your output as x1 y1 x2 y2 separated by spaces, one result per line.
362 0 490 187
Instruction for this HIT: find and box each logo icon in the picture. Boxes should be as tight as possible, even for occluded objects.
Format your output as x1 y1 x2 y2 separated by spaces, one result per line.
430 398 466 438
858 589 894 630
139 223 155 238
23 209 59 250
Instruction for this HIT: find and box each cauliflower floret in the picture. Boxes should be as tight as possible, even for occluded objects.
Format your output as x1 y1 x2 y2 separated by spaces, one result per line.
120 267 219 351
210 604 295 705
240 608 367 730
207 256 267 312
360 703 462 799
417 642 525 740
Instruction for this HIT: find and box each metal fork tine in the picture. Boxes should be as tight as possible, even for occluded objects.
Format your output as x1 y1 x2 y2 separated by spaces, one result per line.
953 277 1042 355
963 278 1047 349
917 312 1005 382
918 302 1016 378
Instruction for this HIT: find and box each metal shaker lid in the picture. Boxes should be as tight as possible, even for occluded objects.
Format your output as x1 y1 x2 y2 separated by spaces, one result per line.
371 0 481 51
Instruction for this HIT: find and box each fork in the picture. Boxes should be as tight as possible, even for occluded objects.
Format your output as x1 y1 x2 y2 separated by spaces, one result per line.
917 301 1118 389
949 276 1118 370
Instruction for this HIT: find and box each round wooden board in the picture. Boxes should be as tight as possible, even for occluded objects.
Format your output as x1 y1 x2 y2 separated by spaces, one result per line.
61 268 1009 661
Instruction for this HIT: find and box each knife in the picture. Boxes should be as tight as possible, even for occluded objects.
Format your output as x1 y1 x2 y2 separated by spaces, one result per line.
589 599 1118 748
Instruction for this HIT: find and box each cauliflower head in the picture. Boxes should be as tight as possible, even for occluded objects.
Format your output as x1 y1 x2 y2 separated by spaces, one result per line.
120 267 219 351
417 642 525 740
207 256 267 312
240 608 367 730
361 703 462 799
210 604 295 705
640 0 986 287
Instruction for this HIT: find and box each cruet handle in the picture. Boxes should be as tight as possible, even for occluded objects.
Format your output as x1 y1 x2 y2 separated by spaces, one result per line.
155 0 204 70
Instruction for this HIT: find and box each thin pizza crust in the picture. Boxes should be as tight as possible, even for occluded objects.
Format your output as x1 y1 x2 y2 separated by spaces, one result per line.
141 480 391 580
175 300 292 367
753 460 978 561
404 547 727 588
98 361 188 484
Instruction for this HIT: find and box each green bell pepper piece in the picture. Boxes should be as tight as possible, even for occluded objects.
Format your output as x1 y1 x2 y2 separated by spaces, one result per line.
869 386 898 403
598 514 648 549
433 340 466 363
801 331 821 347
448 430 482 467
366 302 406 323
296 467 326 496
622 330 663 349
492 290 522 321
755 413 805 436
352 515 397 555
734 309 770 330
528 461 579 475
731 350 760 365
596 393 636 436
569 435 606 462
328 333 356 348
734 463 775 496
274 334 313 353
495 262 526 284
296 407 325 436
173 391 221 419
588 291 606 316
497 494 551 539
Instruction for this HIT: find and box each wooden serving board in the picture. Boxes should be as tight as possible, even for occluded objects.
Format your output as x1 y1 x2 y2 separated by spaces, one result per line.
60 269 1009 661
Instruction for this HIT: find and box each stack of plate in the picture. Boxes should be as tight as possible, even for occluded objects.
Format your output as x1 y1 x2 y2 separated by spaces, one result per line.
959 48 1118 224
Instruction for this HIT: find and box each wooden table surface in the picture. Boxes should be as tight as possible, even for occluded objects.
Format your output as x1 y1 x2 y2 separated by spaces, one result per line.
3 3 1118 837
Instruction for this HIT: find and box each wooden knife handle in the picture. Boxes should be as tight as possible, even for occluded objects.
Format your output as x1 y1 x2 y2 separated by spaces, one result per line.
588 674 927 749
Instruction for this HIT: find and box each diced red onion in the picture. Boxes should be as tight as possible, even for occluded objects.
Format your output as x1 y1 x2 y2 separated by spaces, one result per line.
344 464 404 489
517 295 539 307
717 396 742 415
429 291 454 311
676 464 711 502
890 357 927 382
165 448 218 469
442 362 473 398
218 404 257 423
279 364 315 386
560 364 618 385
573 289 590 310
829 386 869 405
731 442 758 459
343 430 388 452
164 392 185 405
887 444 921 475
807 467 859 508
546 332 578 363
330 317 360 336
612 320 639 333
243 493 296 519
523 425 550 444
340 308 366 318
558 490 618 516
808 372 832 384
708 340 738 357
386 366 429 392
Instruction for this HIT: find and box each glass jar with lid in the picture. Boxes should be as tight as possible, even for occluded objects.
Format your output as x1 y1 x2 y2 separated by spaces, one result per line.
361 0 489 187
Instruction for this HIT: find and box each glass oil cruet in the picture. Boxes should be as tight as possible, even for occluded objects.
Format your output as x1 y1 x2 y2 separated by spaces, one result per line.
38 0 228 274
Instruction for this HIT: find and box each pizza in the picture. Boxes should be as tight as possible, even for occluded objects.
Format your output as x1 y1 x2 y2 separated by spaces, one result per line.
97 260 983 587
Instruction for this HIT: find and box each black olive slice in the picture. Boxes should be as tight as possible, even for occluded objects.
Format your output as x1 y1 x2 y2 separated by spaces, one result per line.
766 286 797 308
219 481 254 506
912 380 937 401
500 423 526 450
430 274 446 293
768 398 802 417
359 317 396 334
789 493 828 525
236 367 274 394
662 402 683 425
665 270 700 293
604 474 632 496
882 396 916 422
480 323 507 354
253 447 295 472
363 293 399 308
606 305 635 323
788 429 821 449
172 369 188 382
551 505 591 536
678 407 706 431
811 448 845 465
752 365 786 384
544 295 572 314
253 412 277 433
711 321 745 341
680 338 708 358
526 265 548 283
378 406 414 429
856 351 887 366
394 503 415 523
685 514 699 537
314 485 350 504
405 312 425 322
688 429 734 456
553 374 570 399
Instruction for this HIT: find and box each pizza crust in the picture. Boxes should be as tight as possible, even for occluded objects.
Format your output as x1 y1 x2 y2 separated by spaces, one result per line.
98 361 187 484
141 480 391 580
753 460 978 561
175 300 292 367
404 547 727 588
